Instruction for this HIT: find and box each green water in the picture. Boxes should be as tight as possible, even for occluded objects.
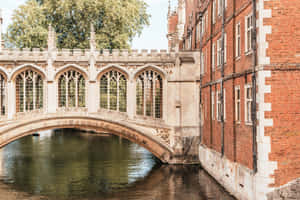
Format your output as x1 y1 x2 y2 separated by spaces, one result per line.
0 129 235 200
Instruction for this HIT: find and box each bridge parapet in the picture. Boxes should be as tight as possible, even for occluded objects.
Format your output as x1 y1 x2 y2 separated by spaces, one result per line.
0 48 176 63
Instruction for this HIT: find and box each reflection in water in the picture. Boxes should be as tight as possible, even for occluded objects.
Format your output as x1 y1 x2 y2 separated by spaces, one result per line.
0 129 235 200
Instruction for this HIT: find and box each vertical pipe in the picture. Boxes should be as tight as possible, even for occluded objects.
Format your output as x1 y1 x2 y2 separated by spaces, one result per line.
251 0 258 173
233 0 237 162
220 0 226 156
199 12 203 144
210 1 214 148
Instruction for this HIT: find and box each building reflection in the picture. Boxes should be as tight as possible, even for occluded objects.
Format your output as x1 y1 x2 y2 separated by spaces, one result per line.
0 130 235 200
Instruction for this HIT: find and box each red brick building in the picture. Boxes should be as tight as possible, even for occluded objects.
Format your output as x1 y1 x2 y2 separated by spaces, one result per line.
168 0 300 199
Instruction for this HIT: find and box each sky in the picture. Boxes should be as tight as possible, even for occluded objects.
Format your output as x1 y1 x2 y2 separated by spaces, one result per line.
1 0 178 50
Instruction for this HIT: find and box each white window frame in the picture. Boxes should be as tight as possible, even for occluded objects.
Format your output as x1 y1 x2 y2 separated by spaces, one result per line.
218 0 222 16
211 91 215 120
245 14 253 53
217 37 222 67
235 86 241 123
218 0 227 17
212 42 215 71
245 84 253 124
200 51 205 74
212 0 216 24
217 90 221 121
216 89 226 121
202 14 205 35
223 88 226 120
236 22 241 58
224 33 227 64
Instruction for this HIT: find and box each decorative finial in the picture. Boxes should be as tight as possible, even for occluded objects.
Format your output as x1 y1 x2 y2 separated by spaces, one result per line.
47 24 56 50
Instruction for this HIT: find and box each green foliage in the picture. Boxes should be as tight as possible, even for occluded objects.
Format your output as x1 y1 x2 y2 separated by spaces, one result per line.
5 0 150 49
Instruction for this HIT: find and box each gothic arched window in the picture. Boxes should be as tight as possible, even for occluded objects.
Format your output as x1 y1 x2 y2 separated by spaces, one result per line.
136 70 163 119
58 70 86 108
16 70 44 112
100 70 127 112
0 74 6 115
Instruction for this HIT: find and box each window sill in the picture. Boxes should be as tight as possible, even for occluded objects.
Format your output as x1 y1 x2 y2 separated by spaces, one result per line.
245 50 253 56
235 56 241 61
235 121 241 125
245 121 253 126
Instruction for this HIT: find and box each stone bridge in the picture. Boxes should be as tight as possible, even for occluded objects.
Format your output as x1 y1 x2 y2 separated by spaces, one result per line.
0 27 201 164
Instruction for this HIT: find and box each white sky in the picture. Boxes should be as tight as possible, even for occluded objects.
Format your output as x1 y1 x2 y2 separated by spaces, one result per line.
1 0 178 50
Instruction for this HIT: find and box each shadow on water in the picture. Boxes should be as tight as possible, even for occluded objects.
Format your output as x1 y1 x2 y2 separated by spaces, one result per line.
0 129 236 200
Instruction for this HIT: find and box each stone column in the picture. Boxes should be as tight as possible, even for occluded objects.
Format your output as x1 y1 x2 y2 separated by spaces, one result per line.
127 78 136 120
7 81 15 119
88 81 98 113
47 81 57 113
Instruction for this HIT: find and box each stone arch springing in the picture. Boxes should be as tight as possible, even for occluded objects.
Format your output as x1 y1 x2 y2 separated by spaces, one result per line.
15 69 44 112
136 69 163 119
99 70 127 112
58 70 86 108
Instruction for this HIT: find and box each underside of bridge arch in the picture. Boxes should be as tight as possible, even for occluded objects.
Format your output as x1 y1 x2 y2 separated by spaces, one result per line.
0 116 174 163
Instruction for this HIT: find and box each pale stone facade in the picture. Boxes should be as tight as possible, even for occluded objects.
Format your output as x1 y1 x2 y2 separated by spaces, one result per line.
0 21 201 164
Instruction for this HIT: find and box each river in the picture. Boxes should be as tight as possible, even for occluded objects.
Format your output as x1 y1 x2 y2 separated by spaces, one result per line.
0 129 235 200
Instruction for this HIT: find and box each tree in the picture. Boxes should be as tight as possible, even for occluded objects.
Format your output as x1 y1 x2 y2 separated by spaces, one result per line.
5 0 150 49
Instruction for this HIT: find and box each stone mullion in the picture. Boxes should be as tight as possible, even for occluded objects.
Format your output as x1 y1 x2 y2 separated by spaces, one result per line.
75 74 78 107
116 73 120 112
107 74 110 110
23 75 26 112
65 75 69 108
152 73 156 118
143 73 147 116
33 74 36 110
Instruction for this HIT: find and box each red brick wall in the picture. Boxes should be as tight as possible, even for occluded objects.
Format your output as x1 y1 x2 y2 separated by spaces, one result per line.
196 0 255 170
265 70 300 187
263 0 300 187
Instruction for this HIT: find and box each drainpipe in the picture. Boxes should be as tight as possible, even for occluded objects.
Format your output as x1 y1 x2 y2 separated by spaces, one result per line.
220 0 226 156
251 0 258 173
199 12 203 144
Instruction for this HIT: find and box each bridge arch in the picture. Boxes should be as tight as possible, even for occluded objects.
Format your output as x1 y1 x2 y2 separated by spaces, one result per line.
0 115 173 163
9 64 47 81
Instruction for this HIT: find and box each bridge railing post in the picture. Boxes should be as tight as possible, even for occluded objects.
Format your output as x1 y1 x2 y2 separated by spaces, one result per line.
88 81 98 113
127 79 136 120
47 81 57 113
7 81 16 119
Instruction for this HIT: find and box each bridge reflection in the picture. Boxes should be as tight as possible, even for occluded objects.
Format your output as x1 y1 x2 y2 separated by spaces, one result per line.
0 130 235 200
